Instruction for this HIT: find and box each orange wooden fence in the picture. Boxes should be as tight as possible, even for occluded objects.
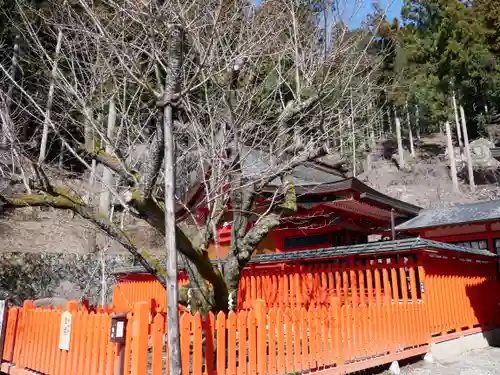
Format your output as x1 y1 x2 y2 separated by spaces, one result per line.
423 254 500 338
1 301 120 375
112 256 422 312
112 274 189 313
129 298 429 375
2 251 500 375
238 257 421 309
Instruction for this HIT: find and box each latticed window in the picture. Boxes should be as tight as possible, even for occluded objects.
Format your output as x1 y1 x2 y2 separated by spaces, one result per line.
495 239 500 255
453 240 488 250
283 233 331 250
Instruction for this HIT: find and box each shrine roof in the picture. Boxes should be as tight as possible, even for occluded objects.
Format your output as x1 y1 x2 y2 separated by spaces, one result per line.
112 238 497 276
396 199 500 231
240 147 346 187
275 177 421 217
248 238 497 264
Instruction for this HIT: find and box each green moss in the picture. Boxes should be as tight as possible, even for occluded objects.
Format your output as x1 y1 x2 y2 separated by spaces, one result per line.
279 180 297 212
52 188 85 205
139 248 168 278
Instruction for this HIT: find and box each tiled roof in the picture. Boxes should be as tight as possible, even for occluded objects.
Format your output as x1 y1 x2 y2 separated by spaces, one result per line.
112 238 496 275
396 200 500 231
249 237 496 264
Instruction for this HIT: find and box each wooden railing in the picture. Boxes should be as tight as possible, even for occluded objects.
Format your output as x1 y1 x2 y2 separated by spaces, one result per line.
112 256 423 312
2 252 500 375
127 298 429 375
1 301 120 375
112 274 189 313
238 257 422 309
423 254 500 336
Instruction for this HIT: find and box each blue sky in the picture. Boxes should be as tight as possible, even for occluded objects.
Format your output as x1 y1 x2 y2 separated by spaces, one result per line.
347 0 404 28
252 0 404 29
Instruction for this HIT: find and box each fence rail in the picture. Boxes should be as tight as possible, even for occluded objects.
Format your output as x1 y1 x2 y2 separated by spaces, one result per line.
1 301 120 375
1 252 499 375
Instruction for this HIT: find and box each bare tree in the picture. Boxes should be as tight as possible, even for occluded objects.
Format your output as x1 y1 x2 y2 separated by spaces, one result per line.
0 0 387 312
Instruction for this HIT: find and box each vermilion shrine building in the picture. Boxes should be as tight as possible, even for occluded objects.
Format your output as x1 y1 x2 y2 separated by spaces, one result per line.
111 150 500 313
396 200 500 256
113 152 426 311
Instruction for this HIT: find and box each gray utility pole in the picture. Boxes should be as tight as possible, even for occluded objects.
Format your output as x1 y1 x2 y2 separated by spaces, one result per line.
163 25 183 375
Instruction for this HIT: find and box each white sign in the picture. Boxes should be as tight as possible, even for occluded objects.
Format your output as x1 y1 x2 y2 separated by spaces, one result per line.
0 301 6 335
116 321 124 338
58 311 72 351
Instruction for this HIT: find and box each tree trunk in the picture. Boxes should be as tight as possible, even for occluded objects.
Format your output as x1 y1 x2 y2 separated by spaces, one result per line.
339 112 343 155
86 159 98 253
350 91 356 176
84 106 94 151
351 118 356 176
395 115 404 169
406 102 415 157
368 101 375 149
452 91 463 149
445 121 459 193
3 34 20 146
39 29 63 164
99 99 116 215
415 105 420 140
459 106 475 193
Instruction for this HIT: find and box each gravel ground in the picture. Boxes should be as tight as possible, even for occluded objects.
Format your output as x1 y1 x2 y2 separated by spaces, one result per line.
399 347 500 375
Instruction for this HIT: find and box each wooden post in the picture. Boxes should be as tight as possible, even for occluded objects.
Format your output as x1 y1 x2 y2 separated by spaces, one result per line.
445 121 459 192
459 105 475 193
415 105 421 140
406 102 415 157
395 114 404 168
452 90 463 149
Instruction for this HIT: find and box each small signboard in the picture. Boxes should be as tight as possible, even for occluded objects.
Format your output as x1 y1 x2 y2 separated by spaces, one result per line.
110 314 128 344
58 311 72 351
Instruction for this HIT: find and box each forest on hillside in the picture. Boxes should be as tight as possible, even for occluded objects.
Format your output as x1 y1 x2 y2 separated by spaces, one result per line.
369 0 500 139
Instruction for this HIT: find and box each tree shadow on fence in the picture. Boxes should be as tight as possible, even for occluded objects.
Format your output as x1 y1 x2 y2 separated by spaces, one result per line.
465 277 500 348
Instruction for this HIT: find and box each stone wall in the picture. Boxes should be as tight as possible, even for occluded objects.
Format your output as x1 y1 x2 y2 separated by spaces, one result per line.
0 252 136 305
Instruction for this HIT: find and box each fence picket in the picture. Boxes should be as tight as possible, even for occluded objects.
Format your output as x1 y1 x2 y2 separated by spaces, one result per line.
180 312 191 375
268 308 277 375
247 310 256 375
227 312 237 375
204 312 215 375
216 311 227 375
151 313 165 375
193 313 203 375
237 310 247 375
